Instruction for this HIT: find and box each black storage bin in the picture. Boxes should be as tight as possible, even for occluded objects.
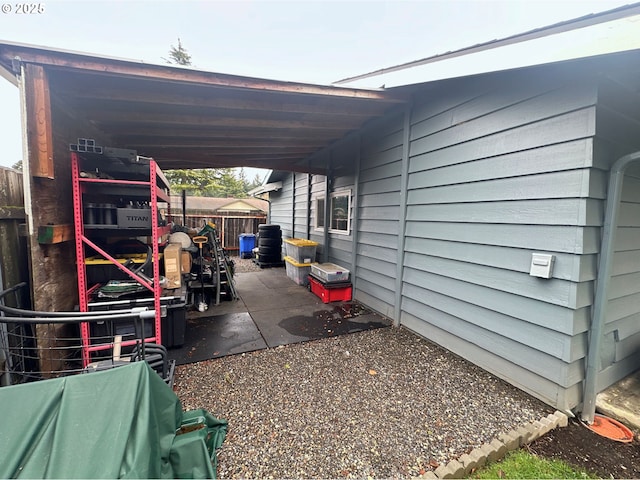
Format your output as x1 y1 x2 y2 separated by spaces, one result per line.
89 316 155 346
162 301 187 348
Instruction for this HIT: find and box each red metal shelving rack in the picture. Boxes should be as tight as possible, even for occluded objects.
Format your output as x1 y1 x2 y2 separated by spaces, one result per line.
72 152 171 366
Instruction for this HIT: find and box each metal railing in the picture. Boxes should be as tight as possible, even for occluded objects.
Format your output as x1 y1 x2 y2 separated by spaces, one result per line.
0 282 161 386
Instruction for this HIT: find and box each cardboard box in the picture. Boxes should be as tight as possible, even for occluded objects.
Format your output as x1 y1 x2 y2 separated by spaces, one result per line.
163 243 182 289
181 250 192 274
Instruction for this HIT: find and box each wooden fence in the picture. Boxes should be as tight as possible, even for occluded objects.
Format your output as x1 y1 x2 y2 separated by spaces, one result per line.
0 166 30 386
0 167 28 294
173 214 266 252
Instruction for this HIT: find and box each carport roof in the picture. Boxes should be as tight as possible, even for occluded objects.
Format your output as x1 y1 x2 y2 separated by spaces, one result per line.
0 41 407 174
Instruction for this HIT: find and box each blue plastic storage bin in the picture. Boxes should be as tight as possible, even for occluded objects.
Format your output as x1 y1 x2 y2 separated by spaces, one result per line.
239 234 256 258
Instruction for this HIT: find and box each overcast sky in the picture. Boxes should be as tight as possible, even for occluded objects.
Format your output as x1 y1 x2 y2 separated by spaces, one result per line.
0 0 635 173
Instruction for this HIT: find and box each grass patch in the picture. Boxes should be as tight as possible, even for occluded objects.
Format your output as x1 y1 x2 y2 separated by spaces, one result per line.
469 449 598 479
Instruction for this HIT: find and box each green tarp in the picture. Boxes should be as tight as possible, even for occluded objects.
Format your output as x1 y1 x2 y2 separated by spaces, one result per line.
0 362 227 479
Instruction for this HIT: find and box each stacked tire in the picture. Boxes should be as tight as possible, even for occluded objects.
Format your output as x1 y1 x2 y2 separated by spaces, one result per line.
257 224 282 265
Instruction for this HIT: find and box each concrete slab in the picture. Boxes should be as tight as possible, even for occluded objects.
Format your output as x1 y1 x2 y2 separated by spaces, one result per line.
169 312 267 365
596 369 640 430
171 263 391 364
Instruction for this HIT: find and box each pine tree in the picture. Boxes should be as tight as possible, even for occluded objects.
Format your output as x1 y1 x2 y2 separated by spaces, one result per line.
164 38 192 66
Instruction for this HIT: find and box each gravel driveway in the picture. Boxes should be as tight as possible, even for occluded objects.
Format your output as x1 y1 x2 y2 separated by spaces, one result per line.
174 326 552 478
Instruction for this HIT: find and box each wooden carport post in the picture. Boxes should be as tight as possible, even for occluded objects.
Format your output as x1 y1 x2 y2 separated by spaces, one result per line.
18 63 66 376
23 64 54 180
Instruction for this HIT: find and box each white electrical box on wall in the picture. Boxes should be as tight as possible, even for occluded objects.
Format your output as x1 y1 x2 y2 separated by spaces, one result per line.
530 253 555 279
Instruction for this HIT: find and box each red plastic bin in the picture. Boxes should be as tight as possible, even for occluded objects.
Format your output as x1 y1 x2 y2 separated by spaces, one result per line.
308 275 352 303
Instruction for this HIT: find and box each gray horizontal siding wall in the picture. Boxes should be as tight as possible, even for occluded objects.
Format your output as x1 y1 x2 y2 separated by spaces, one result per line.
325 138 358 270
596 76 640 391
309 174 326 259
401 72 600 410
269 179 293 250
355 113 404 319
293 172 310 241
263 65 640 412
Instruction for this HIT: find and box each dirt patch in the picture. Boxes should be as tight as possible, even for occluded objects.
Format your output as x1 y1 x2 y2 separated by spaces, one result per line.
529 418 640 478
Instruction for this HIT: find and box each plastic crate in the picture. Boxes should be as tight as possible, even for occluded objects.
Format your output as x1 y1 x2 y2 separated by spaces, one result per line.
284 256 315 286
283 238 318 264
308 275 352 303
310 263 350 283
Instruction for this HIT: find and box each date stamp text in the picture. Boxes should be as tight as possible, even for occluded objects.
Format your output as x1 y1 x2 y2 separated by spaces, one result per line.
2 3 45 14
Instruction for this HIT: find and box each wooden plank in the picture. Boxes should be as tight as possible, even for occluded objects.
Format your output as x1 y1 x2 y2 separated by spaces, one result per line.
37 224 73 244
0 206 26 220
409 108 596 169
62 85 396 118
405 198 601 227
2 45 407 101
404 221 599 254
24 64 54 179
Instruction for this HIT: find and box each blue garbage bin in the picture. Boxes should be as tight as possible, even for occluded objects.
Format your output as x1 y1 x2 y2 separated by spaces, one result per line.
239 234 256 258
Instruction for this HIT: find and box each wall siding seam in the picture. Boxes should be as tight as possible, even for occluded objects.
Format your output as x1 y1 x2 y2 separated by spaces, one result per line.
393 106 411 325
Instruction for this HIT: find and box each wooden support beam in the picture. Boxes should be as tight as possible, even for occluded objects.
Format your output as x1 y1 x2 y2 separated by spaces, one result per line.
37 223 74 244
0 206 26 220
24 64 54 179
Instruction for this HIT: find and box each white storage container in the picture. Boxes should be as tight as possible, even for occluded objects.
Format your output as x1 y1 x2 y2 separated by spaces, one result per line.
310 263 350 283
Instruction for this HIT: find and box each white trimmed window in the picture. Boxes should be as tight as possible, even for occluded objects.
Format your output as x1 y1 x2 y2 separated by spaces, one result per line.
329 191 350 234
314 197 325 229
